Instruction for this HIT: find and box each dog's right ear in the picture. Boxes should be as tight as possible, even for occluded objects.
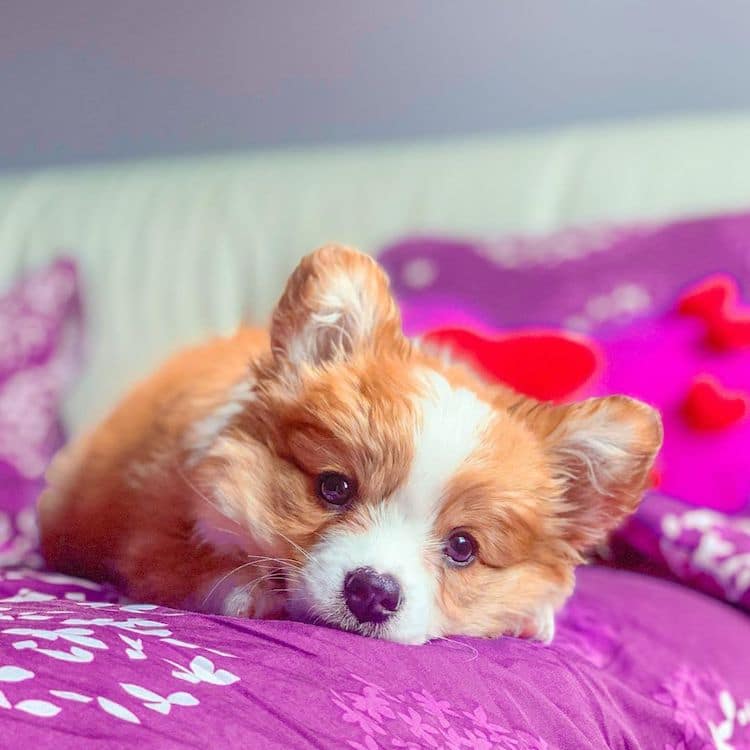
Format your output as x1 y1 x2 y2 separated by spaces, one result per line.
270 244 403 368
522 395 663 551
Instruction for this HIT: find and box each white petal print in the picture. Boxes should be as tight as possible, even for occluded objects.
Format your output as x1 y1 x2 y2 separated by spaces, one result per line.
190 656 214 676
720 690 737 721
33 646 94 663
170 656 240 686
169 669 200 685
0 666 34 682
11 639 38 650
168 692 199 707
119 635 147 660
19 570 102 590
161 638 200 649
144 701 171 715
0 572 241 730
0 589 55 603
120 604 158 613
97 697 140 724
50 690 92 703
61 617 114 627
210 667 239 686
120 620 172 637
55 628 107 649
2 626 106 649
118 635 142 649
14 699 61 717
128 619 168 629
120 683 163 703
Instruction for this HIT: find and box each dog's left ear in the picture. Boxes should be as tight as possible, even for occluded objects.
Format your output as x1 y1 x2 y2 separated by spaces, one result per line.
270 244 403 368
525 395 663 550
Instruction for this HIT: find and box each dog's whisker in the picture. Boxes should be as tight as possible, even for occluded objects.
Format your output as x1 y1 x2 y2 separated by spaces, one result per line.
243 571 283 598
273 530 326 572
176 465 229 516
245 553 299 564
435 635 479 662
200 560 288 608
200 561 259 608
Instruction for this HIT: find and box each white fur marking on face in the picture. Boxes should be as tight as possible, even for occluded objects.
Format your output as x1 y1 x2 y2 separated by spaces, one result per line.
399 370 493 519
291 370 493 644
186 380 255 463
291 503 437 644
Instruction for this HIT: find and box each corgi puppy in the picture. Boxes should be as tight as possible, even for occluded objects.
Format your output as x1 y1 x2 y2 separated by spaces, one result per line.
39 245 662 644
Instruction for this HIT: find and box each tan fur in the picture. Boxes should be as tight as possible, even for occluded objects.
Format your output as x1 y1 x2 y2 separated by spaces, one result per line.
39 244 663 641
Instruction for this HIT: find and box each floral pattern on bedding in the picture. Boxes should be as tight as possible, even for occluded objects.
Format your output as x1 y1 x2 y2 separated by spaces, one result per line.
0 258 82 569
611 493 750 613
0 571 238 732
0 565 748 749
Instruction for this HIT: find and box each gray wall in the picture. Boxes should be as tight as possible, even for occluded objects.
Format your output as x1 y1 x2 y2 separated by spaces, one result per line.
2 0 750 169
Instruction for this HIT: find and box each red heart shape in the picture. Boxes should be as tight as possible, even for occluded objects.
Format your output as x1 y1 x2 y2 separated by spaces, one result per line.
677 273 750 351
677 274 735 320
683 374 750 431
707 311 750 350
423 327 601 402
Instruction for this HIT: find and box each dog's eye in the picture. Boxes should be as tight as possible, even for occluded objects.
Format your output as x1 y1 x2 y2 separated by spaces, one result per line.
316 472 355 506
444 530 477 566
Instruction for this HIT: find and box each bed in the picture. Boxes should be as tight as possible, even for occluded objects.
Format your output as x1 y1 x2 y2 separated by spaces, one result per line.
1 112 749 748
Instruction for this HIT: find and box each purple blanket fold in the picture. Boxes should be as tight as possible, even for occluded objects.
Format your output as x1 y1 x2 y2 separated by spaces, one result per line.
0 566 748 749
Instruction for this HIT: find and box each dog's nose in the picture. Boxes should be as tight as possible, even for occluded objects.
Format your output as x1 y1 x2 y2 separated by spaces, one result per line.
343 567 402 624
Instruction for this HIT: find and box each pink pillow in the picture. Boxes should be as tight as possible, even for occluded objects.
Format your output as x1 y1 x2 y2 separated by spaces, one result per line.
0 258 83 568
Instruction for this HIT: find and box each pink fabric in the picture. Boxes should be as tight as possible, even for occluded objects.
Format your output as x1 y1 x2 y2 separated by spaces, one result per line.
0 258 83 568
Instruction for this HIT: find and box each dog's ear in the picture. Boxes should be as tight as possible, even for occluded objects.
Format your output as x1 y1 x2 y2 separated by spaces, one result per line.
523 395 662 551
270 244 403 367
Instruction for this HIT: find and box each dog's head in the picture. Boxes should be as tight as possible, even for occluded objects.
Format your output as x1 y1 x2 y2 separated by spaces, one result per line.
196 245 662 644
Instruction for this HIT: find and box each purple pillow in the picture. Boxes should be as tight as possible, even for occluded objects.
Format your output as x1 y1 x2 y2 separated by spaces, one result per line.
0 258 83 568
379 211 750 515
380 213 750 337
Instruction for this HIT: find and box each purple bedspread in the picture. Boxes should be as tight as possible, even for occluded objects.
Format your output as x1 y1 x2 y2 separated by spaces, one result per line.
0 565 748 749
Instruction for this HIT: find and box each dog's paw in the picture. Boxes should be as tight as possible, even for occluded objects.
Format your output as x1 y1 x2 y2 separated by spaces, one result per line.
517 606 556 644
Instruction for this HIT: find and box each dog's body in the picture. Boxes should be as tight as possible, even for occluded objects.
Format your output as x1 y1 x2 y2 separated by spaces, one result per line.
40 327 283 616
39 246 662 644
